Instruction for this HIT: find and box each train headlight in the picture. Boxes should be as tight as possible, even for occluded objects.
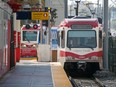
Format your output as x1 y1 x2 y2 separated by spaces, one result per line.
66 56 73 60
32 45 37 47
22 45 27 47
91 56 98 60
33 24 38 29
25 24 31 29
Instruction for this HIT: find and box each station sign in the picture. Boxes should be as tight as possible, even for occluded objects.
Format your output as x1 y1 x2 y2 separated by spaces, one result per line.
16 11 31 20
32 12 49 20
16 11 49 20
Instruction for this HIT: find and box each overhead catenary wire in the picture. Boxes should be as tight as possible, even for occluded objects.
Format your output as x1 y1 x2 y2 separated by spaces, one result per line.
111 0 116 6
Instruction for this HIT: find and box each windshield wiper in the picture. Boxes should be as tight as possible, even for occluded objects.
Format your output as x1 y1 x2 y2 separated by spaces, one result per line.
68 44 72 50
80 44 94 50
25 37 30 43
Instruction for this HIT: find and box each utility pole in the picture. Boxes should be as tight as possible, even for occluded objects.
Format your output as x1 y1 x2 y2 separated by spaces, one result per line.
75 1 80 16
97 0 100 16
64 0 68 18
48 8 51 45
103 0 109 70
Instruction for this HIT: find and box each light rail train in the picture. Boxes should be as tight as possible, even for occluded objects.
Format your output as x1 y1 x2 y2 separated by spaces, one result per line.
57 18 103 74
20 24 40 57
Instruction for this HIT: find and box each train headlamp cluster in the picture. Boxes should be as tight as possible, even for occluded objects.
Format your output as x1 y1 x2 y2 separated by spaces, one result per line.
32 45 36 47
22 44 27 47
33 24 38 29
25 24 31 29
21 44 37 48
66 56 73 60
25 24 38 29
91 56 98 60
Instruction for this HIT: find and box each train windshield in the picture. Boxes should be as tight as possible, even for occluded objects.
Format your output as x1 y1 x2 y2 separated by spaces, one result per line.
67 30 96 48
22 31 37 41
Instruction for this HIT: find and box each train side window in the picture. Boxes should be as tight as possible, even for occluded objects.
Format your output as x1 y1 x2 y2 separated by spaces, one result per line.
99 30 102 48
57 31 60 47
99 30 102 39
61 30 65 48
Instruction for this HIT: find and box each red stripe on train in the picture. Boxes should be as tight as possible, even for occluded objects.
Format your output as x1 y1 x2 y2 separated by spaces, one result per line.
60 50 103 59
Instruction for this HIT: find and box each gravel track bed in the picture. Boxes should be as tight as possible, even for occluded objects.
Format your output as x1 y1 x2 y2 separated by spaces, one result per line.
94 70 116 87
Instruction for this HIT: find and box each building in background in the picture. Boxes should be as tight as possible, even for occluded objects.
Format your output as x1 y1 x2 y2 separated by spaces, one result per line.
68 0 102 18
109 6 116 37
45 0 65 26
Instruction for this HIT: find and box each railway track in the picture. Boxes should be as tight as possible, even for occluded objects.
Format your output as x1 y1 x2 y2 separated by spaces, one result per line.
69 75 104 87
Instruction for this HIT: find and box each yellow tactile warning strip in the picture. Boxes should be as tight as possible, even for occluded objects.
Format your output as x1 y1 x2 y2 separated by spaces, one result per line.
20 57 37 60
50 62 73 87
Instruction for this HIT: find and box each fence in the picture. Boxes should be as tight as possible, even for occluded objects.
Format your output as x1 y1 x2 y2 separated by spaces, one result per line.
108 37 116 73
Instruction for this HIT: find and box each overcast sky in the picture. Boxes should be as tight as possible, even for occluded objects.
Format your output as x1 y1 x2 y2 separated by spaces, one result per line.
68 0 114 5
68 0 101 5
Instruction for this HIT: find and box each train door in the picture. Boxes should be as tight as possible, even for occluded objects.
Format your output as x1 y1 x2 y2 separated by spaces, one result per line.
57 29 66 66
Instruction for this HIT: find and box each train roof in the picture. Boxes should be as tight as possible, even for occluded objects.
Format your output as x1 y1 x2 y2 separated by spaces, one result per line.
59 18 99 28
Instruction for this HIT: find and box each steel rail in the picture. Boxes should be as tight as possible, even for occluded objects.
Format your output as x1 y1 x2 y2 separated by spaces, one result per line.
92 75 105 87
69 76 78 87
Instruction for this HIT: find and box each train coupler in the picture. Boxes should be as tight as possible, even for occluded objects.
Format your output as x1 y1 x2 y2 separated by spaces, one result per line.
77 61 87 71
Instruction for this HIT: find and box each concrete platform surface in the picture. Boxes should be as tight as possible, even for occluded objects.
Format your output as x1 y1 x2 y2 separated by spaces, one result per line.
0 60 72 87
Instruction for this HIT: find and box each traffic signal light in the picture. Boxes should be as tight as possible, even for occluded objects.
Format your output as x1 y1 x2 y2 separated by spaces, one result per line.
44 7 51 12
44 7 58 23
44 7 48 12
51 8 58 18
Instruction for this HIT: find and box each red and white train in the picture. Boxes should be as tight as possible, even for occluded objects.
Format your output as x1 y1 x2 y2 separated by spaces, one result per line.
57 18 103 74
20 24 40 58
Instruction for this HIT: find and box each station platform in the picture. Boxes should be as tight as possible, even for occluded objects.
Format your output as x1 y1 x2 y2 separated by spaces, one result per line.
0 60 72 87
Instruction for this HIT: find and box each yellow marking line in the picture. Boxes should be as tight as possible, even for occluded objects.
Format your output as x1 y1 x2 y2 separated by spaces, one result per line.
20 57 37 60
